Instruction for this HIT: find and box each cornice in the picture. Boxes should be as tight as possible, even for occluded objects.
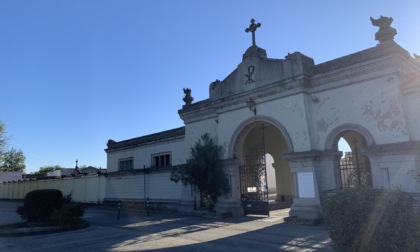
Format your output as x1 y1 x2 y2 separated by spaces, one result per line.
362 141 420 156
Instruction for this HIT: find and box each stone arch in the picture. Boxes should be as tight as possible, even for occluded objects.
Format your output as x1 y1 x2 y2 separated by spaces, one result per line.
324 123 375 151
228 115 294 212
228 115 294 160
325 123 375 188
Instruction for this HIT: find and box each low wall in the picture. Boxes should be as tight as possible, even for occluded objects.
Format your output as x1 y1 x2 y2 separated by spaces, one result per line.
103 168 184 212
0 175 106 204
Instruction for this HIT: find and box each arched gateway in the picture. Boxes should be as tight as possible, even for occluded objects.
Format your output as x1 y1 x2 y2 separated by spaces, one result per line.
229 117 293 215
105 18 420 222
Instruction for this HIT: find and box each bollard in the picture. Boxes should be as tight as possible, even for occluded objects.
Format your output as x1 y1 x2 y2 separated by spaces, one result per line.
117 200 121 220
146 197 150 216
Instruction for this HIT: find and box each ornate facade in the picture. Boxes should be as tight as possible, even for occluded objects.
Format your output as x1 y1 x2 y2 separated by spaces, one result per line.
105 18 420 220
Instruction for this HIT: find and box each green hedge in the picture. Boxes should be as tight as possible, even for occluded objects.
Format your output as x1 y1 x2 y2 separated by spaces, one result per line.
51 203 84 225
324 187 419 252
18 189 63 221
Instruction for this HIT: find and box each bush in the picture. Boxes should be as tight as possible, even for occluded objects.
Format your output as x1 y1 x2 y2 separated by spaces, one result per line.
17 189 63 221
324 187 419 252
170 133 228 210
51 203 84 226
16 205 27 219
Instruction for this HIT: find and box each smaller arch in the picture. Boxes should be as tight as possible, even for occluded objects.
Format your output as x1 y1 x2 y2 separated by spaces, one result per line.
324 123 375 150
228 115 293 159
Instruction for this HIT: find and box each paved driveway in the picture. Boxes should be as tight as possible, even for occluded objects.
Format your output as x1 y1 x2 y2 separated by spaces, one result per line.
0 201 332 251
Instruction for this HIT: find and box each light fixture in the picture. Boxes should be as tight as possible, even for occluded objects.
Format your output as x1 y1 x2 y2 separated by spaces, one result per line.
246 98 256 115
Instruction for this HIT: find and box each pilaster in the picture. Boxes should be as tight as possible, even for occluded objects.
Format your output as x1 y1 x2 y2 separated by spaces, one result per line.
214 159 244 216
284 151 323 220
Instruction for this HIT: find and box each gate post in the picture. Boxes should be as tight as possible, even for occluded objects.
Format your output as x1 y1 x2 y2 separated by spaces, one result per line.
213 158 244 217
284 151 323 222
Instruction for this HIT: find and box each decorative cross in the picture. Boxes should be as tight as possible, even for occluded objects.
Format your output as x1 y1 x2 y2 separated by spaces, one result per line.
245 18 261 46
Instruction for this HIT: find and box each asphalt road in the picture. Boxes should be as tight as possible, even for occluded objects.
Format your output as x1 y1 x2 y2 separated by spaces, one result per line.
0 201 332 251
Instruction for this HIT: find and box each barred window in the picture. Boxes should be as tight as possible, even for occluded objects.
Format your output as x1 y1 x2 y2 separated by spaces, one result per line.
119 158 133 171
152 153 171 168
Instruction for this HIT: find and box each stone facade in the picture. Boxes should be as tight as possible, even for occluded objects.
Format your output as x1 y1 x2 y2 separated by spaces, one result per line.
105 20 420 220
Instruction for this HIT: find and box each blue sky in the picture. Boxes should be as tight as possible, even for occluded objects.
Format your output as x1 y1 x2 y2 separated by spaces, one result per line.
1 1 419 173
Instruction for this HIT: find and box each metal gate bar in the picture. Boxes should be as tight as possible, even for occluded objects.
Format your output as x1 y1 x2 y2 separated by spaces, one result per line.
340 144 372 188
240 141 269 215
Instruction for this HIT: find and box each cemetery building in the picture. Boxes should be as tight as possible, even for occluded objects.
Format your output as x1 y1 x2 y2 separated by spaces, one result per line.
104 17 420 220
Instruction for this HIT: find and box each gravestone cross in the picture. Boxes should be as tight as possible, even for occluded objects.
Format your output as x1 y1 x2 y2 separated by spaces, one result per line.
245 18 261 46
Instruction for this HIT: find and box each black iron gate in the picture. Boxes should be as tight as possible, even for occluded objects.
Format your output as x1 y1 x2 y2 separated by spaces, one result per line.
340 143 372 188
239 127 269 215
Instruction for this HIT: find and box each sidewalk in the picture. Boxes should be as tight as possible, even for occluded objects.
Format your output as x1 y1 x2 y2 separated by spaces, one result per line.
0 200 332 251
0 200 24 225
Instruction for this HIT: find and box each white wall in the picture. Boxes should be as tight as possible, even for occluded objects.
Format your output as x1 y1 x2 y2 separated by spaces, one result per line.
105 171 182 201
0 175 106 204
107 138 186 172
310 75 410 149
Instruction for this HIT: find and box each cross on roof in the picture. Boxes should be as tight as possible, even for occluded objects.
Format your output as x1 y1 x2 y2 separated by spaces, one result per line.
245 18 261 46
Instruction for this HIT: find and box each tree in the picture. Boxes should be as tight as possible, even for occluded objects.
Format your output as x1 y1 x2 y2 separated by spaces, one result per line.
1 148 26 172
35 165 62 174
0 122 8 158
171 133 229 210
0 121 26 172
409 169 420 185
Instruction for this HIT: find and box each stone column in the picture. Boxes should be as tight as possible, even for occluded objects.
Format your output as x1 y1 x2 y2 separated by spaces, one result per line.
317 150 343 196
284 151 323 221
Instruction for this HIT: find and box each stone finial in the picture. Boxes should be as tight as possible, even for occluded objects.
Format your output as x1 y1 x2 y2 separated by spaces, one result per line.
210 79 221 90
370 16 397 43
183 88 194 105
107 139 116 147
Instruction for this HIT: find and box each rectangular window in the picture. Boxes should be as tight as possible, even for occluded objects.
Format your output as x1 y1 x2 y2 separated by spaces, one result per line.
119 158 134 171
152 153 171 167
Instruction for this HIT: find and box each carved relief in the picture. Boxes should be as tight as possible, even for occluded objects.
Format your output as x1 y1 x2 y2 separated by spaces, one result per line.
245 66 255 84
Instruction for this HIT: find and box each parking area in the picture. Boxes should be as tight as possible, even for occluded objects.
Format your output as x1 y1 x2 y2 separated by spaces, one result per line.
0 201 332 251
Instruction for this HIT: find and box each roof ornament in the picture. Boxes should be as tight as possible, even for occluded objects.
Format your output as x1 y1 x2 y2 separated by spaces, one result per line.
183 88 194 105
413 53 420 62
245 18 261 46
370 16 397 43
71 159 81 176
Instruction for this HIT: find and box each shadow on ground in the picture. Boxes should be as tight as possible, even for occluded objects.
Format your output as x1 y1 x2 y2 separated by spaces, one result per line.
0 201 332 252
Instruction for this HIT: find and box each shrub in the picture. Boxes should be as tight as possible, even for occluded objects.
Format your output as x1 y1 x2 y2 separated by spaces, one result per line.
324 187 419 252
16 205 27 219
51 203 84 225
170 133 228 210
18 189 63 221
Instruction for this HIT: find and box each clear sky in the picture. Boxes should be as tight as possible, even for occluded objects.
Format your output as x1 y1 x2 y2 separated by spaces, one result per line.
1 1 419 173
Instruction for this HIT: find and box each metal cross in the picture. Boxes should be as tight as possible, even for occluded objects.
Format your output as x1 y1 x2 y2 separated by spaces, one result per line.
245 18 261 46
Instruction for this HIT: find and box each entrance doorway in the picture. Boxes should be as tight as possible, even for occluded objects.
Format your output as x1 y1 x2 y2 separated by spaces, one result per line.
236 121 293 216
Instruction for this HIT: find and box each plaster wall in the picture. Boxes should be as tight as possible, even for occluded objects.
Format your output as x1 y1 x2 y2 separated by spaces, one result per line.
217 94 311 158
401 80 420 140
105 172 182 200
310 76 410 149
184 118 217 151
210 52 313 101
372 154 420 192
107 139 185 172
